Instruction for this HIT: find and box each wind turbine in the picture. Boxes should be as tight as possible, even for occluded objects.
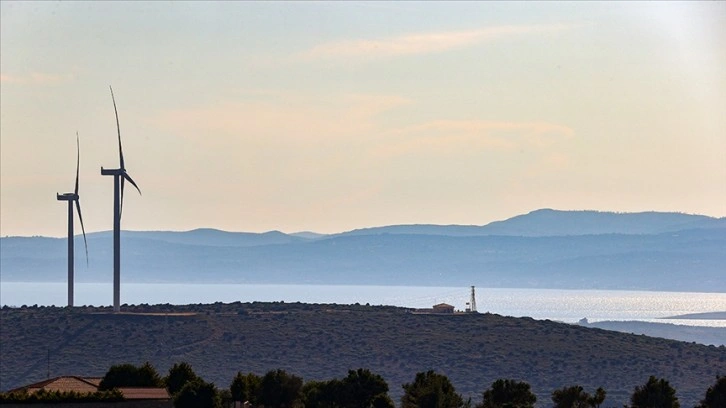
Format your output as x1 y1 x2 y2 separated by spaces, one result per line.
57 133 88 307
101 86 141 313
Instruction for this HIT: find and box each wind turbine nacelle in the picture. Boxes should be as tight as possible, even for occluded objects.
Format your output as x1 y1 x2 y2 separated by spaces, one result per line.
101 167 124 176
57 193 78 201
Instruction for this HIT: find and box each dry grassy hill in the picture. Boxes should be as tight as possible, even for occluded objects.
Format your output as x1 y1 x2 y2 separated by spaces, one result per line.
1 302 723 407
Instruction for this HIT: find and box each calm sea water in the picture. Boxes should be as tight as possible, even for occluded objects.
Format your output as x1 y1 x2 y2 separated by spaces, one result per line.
2 282 725 328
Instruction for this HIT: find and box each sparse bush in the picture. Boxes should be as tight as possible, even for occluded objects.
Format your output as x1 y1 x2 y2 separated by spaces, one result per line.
0 388 124 403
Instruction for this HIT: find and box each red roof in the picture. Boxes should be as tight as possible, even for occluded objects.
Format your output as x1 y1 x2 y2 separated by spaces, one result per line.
119 387 170 400
8 376 100 394
8 376 170 400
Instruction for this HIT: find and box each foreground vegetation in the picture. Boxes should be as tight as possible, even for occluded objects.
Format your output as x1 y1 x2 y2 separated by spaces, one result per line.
0 389 124 404
1 302 724 407
3 361 724 408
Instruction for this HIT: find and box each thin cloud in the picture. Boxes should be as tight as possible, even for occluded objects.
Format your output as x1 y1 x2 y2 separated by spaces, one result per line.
152 93 411 153
301 23 580 60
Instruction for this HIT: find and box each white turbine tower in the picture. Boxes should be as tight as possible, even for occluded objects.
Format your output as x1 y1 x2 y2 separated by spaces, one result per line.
56 133 88 307
101 86 141 313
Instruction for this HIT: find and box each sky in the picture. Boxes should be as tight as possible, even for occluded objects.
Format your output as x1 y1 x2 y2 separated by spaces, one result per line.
1 1 725 237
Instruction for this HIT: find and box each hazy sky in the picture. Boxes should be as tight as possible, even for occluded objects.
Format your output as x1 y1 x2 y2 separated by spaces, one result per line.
1 1 725 237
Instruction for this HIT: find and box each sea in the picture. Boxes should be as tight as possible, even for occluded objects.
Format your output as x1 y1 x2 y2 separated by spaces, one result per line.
1 282 725 328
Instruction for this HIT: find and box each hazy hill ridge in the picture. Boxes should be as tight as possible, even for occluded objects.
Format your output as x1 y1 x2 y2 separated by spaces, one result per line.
84 228 307 247
2 210 724 291
334 209 724 237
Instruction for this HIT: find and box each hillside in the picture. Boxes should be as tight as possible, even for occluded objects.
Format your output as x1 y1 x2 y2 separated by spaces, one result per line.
1 302 723 407
85 229 307 247
1 227 724 292
335 209 725 237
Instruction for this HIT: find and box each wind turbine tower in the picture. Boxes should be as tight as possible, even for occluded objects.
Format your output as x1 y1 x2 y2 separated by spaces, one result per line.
56 133 88 307
101 86 141 313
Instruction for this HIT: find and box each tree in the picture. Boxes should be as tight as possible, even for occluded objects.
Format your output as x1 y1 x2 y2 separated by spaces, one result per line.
99 362 163 390
230 372 262 404
302 380 341 408
302 370 392 408
401 370 465 408
551 385 590 408
630 376 680 408
137 361 163 387
165 362 200 396
259 369 303 408
371 393 395 408
339 368 390 408
174 378 220 408
550 386 606 408
589 388 606 408
479 379 536 408
219 389 233 408
698 376 726 408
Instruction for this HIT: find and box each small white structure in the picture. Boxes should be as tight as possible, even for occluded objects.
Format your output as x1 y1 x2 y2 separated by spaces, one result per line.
465 286 477 313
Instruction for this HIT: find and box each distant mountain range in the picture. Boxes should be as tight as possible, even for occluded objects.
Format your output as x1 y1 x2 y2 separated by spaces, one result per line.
2 209 724 292
335 209 724 237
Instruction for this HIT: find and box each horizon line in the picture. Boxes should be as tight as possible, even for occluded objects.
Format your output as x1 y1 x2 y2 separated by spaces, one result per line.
3 208 723 239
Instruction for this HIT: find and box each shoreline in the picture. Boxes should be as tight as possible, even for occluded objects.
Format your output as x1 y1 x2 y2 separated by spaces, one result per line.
661 311 726 320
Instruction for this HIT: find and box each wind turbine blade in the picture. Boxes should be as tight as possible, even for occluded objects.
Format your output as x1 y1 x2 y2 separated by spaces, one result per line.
110 86 125 170
74 132 80 195
123 172 142 196
75 199 89 266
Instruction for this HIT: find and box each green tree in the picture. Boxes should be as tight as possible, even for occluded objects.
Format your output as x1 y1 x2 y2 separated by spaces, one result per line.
230 372 262 404
698 376 726 408
219 389 233 408
302 370 392 408
165 362 200 396
302 380 341 408
589 388 606 408
339 368 390 408
630 376 680 408
174 378 220 408
137 362 163 387
99 362 163 390
401 370 465 408
551 385 590 408
478 379 536 408
371 393 396 408
260 369 303 408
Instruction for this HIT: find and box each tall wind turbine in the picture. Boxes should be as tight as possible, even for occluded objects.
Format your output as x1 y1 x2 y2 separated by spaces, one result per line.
57 133 88 307
101 86 141 313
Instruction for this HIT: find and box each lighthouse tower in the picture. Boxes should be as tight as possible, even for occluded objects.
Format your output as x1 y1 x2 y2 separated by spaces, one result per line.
465 286 478 313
